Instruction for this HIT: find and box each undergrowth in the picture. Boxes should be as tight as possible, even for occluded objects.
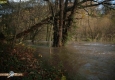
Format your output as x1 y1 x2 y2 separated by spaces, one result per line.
0 43 67 80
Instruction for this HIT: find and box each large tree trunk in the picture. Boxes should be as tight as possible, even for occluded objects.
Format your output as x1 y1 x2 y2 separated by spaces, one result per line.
62 0 69 46
53 0 78 47
53 0 64 47
53 18 59 47
53 0 77 47
58 0 64 47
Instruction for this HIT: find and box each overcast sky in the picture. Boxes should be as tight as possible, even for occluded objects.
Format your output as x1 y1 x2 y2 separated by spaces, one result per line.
9 0 32 2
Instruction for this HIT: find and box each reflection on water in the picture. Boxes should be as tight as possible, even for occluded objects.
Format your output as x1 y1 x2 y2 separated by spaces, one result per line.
35 42 115 80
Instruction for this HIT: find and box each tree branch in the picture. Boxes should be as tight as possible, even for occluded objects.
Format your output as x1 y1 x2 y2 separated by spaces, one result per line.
14 0 115 39
15 18 49 39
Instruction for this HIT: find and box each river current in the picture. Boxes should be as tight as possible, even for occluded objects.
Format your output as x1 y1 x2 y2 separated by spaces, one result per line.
34 42 115 80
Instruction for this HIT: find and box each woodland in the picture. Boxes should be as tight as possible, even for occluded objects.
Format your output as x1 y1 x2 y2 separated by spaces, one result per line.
0 0 115 80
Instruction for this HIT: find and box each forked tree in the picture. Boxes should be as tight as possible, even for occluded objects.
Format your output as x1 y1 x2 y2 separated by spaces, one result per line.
15 0 115 47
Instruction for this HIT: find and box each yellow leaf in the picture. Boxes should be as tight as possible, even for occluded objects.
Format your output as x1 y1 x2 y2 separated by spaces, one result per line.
61 75 66 80
81 11 85 18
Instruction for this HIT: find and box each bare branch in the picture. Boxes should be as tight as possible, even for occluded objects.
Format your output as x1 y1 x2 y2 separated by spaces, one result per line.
15 18 49 39
14 0 115 39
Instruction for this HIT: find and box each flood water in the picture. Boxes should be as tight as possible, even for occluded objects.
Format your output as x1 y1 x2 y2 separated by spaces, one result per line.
34 42 115 80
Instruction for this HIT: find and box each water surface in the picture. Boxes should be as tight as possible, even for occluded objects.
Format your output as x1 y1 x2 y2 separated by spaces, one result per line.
35 42 115 80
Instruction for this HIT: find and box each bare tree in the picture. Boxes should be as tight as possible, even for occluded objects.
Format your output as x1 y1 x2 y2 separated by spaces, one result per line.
8 0 115 47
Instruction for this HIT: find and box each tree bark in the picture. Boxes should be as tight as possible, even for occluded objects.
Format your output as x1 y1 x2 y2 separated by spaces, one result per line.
62 0 69 46
58 0 64 47
52 0 64 47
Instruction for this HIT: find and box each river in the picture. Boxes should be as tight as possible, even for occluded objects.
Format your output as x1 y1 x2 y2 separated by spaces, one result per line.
34 42 115 80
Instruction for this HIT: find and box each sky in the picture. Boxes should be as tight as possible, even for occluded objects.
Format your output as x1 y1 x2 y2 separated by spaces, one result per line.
8 0 115 4
2 0 115 10
9 0 30 2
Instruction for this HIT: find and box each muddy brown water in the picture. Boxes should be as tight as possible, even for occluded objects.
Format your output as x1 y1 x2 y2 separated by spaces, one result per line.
33 42 115 80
